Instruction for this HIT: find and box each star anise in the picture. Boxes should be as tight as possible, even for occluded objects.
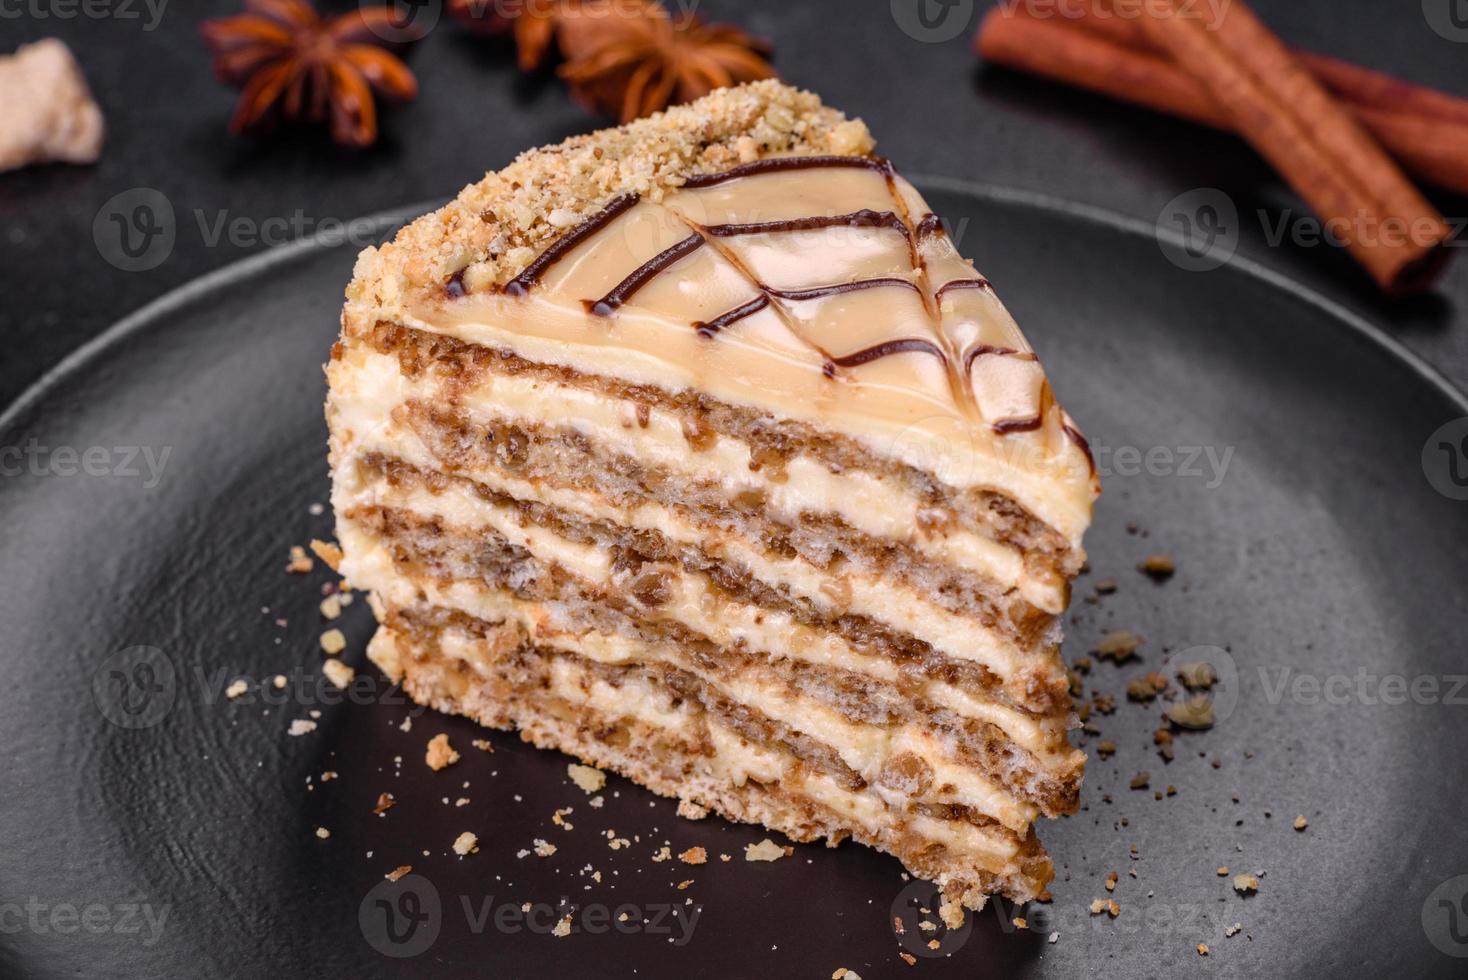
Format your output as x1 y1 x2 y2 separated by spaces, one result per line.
446 0 563 71
200 0 419 148
556 0 776 122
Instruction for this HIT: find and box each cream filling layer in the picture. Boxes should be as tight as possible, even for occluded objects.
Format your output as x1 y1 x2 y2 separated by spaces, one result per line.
337 459 1072 758
331 380 1054 683
399 303 1094 548
377 620 1027 871
549 659 1028 870
342 521 1043 834
332 345 1067 612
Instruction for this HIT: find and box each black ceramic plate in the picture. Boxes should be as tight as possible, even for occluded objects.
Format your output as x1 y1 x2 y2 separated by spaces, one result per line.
4 180 1468 980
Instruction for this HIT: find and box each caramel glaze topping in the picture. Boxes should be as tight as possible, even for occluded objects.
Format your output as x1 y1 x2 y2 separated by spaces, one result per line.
442 155 1092 466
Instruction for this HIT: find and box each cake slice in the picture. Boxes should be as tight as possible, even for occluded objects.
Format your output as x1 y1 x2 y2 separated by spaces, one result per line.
327 80 1098 909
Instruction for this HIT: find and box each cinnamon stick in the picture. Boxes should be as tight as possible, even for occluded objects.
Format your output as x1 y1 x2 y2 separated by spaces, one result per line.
1132 0 1448 292
977 7 1468 197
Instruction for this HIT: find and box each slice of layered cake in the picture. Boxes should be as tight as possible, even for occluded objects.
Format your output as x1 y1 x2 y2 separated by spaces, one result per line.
327 80 1098 909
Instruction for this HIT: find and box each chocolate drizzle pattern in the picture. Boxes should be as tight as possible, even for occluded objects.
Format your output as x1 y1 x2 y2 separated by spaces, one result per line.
449 156 1091 460
694 295 770 339
704 210 909 239
831 338 947 368
936 278 993 302
504 193 639 297
678 154 894 189
587 233 705 316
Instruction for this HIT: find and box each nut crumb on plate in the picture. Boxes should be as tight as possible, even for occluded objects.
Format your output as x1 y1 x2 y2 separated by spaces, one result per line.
744 838 789 862
322 658 353 689
426 733 460 770
567 763 606 793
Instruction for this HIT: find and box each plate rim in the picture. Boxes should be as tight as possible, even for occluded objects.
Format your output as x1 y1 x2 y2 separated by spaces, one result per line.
5 180 1466 441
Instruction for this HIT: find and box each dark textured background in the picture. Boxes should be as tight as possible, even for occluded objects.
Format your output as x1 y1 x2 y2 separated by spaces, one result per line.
4 3 1468 978
2 0 1467 408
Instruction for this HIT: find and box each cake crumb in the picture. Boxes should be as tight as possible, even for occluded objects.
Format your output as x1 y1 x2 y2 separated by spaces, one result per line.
831 970 861 980
225 679 248 700
1095 630 1142 663
676 799 709 821
385 865 411 881
319 628 346 655
567 763 606 793
1166 695 1216 731
309 539 343 570
426 734 460 771
1089 899 1121 918
315 827 330 839
286 546 314 574
1293 815 1308 831
1105 871 1118 892
1176 661 1218 690
745 839 788 862
319 595 342 620
899 951 917 965
374 793 396 815
552 915 572 938
1232 873 1259 895
1197 943 1209 956
1138 554 1175 580
679 846 707 865
1217 866 1229 876
272 674 288 690
939 898 965 930
322 658 353 690
453 831 479 856
288 719 317 736
533 838 557 858
471 738 494 753
1225 923 1242 937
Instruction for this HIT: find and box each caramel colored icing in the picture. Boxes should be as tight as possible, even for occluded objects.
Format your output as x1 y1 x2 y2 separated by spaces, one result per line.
409 155 1098 542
